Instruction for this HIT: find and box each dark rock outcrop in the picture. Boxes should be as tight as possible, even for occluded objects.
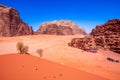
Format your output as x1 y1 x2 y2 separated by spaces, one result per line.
68 36 95 50
36 20 87 35
68 19 120 54
91 19 120 36
0 5 33 36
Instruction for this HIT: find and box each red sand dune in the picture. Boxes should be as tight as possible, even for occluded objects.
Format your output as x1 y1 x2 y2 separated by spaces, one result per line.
0 54 107 80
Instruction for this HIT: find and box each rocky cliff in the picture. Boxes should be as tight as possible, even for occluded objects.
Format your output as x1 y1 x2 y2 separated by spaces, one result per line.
0 5 33 36
68 19 120 54
36 20 86 35
91 19 120 36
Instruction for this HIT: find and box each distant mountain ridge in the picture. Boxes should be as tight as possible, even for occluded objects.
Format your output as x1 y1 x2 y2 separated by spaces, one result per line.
36 20 87 35
0 4 87 36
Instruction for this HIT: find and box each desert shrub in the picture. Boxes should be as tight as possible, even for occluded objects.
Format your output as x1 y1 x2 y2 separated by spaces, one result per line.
16 42 24 53
16 42 29 54
36 48 43 57
22 46 29 54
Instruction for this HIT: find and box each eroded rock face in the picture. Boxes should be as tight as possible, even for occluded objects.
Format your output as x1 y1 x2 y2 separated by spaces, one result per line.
91 19 120 36
0 5 33 36
68 36 94 50
68 19 120 54
36 20 87 35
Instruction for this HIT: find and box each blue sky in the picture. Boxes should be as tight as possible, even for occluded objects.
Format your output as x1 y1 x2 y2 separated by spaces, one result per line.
0 0 120 33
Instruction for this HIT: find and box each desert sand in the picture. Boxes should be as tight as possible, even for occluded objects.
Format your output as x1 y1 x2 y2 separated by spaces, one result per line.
0 54 107 80
0 34 120 80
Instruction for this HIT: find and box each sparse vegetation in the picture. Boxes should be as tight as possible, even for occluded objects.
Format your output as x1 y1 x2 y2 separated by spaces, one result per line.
16 42 29 54
36 48 43 57
22 46 29 54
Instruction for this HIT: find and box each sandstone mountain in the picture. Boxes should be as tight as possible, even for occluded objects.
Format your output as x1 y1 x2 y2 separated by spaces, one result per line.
68 19 120 54
91 19 120 36
36 20 86 35
0 5 33 36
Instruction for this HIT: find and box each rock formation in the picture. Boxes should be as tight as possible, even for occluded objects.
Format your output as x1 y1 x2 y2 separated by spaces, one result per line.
0 5 33 36
68 19 120 54
36 20 86 35
91 19 120 36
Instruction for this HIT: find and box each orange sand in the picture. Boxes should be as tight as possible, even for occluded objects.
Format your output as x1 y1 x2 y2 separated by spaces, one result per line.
0 34 120 80
0 54 107 80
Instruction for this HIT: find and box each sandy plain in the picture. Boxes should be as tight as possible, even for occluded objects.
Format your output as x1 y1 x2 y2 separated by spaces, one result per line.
0 34 120 80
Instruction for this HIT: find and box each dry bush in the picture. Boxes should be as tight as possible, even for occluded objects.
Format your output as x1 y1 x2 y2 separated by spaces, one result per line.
16 42 29 54
16 42 24 53
36 48 43 57
22 46 29 54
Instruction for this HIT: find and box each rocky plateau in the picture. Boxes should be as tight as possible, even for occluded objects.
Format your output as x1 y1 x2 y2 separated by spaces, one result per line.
68 19 120 54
